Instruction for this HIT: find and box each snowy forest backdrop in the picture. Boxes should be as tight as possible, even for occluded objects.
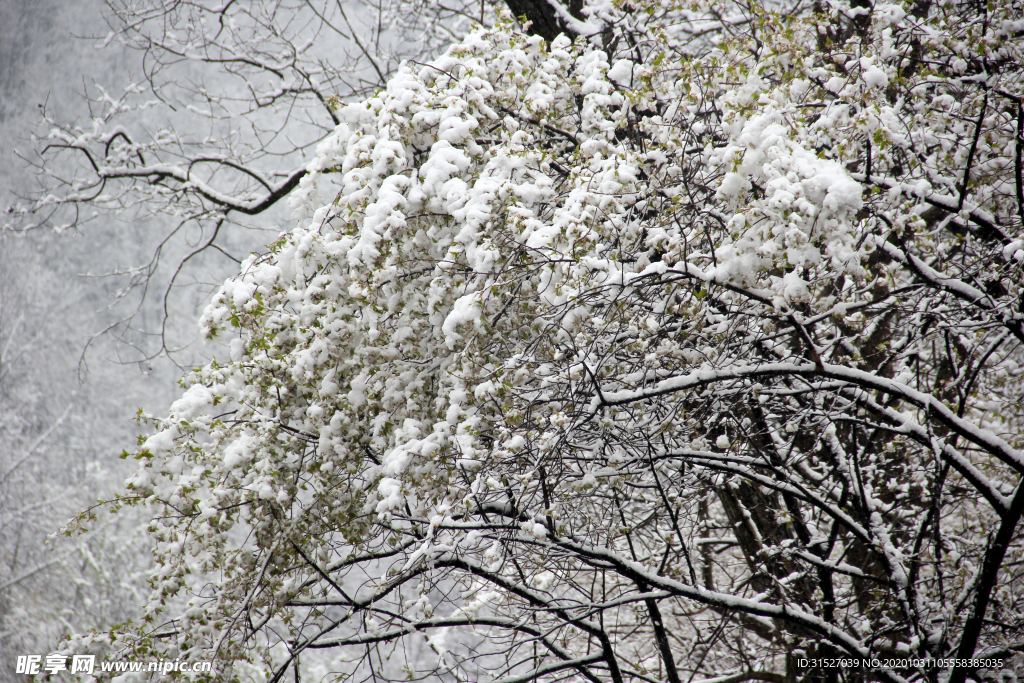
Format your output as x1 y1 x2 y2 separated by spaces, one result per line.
1 0 172 666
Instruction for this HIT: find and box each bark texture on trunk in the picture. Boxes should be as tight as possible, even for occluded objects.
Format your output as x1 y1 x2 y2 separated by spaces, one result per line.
503 0 584 42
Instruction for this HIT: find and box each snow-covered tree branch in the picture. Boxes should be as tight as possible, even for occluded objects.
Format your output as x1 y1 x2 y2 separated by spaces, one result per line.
5 0 491 358
61 0 1024 681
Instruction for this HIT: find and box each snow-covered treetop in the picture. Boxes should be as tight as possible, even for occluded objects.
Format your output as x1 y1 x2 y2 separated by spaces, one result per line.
67 0 1024 680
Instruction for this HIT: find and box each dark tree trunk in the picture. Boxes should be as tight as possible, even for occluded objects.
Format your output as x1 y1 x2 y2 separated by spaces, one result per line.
502 0 584 42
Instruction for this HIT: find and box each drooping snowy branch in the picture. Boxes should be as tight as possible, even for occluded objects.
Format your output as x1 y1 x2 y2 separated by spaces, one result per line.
66 0 1024 681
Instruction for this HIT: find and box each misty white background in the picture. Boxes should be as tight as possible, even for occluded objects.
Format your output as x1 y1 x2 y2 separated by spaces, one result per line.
1 0 221 664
